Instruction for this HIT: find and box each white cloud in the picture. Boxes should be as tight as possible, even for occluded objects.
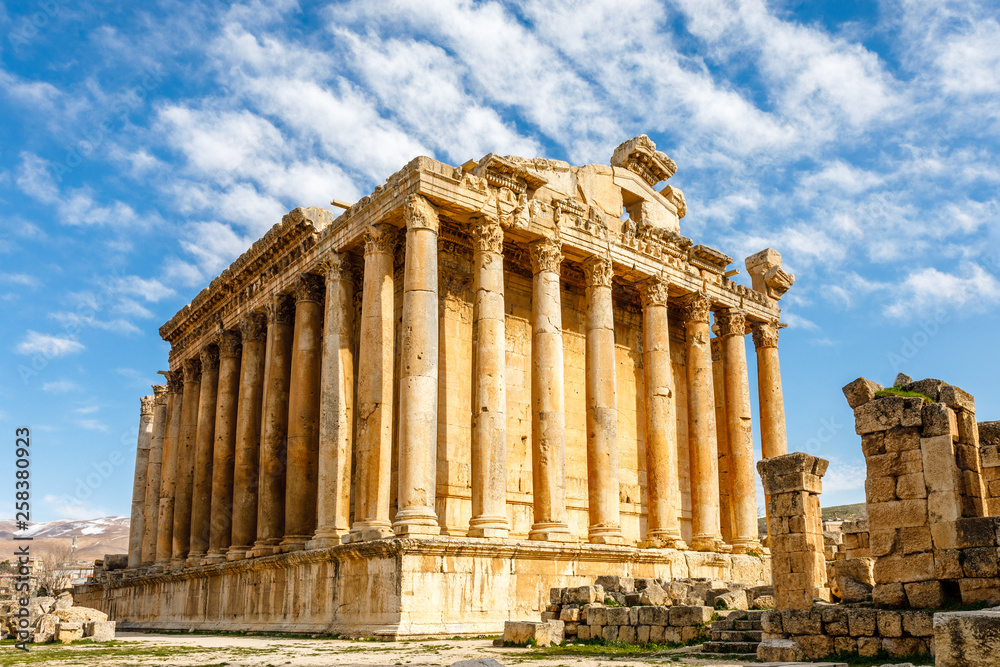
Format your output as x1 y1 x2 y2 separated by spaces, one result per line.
42 380 80 394
76 419 109 432
16 331 85 357
0 272 39 287
884 262 1000 320
821 458 868 493
43 494 108 521
49 311 142 335
110 275 176 302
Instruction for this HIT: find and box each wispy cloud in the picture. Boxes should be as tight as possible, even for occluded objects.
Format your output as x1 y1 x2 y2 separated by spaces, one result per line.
16 331 85 357
42 380 80 394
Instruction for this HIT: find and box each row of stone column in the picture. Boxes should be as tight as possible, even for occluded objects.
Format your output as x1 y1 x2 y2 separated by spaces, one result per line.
129 196 788 562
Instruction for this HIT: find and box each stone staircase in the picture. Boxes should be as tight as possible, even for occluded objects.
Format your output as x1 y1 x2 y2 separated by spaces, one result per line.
699 609 764 660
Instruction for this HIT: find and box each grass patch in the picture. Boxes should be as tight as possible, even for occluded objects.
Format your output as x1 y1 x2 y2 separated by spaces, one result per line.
874 386 935 402
818 649 932 666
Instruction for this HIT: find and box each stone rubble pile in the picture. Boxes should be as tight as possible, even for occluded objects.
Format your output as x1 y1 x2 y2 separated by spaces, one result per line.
0 590 116 644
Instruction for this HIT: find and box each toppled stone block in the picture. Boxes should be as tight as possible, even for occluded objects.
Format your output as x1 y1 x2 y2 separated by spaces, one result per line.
934 609 1000 667
54 607 108 623
940 385 975 413
33 613 57 644
843 377 884 409
504 621 555 647
84 620 115 642
595 575 634 594
757 638 804 662
638 583 668 606
668 605 713 626
713 589 748 610
55 621 83 644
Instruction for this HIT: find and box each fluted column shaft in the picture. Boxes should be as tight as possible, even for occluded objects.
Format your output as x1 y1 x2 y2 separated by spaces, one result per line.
187 346 219 565
753 320 788 459
639 278 685 549
279 274 325 552
308 254 355 548
141 384 167 565
206 331 242 563
583 255 624 545
249 295 294 557
719 308 761 553
394 195 442 536
349 223 397 541
711 336 733 544
155 371 182 566
468 216 508 538
528 239 573 542
128 394 155 568
228 313 267 561
683 292 725 552
171 358 201 565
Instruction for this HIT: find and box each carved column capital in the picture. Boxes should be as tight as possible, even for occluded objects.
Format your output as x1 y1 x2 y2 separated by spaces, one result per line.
639 276 670 308
752 320 781 349
164 370 183 394
716 308 747 337
469 217 504 256
266 294 296 325
218 330 243 358
182 357 202 383
319 252 350 282
529 238 562 274
140 394 156 416
152 383 167 399
364 223 398 256
681 291 712 324
404 194 439 232
199 345 220 372
240 312 267 342
294 273 325 303
583 255 613 288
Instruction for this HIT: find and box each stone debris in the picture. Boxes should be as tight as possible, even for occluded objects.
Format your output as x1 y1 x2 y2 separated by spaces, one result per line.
0 591 115 644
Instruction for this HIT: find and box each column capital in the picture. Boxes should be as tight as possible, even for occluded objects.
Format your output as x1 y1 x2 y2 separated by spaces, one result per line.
681 291 712 324
582 255 613 288
639 276 670 308
319 251 350 282
294 273 325 304
163 370 183 394
200 345 220 372
240 312 267 342
218 330 243 358
140 394 156 416
529 237 561 274
182 357 202 383
364 223 398 256
716 308 747 337
266 294 296 325
469 216 504 256
152 383 167 399
751 319 781 349
403 194 439 233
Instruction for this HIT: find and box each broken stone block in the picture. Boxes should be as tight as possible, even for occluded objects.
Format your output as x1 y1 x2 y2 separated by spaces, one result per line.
638 583 668 606
934 610 1000 666
83 620 115 642
712 590 748 611
54 592 73 611
877 611 903 637
504 621 553 647
33 613 57 644
843 377 883 409
940 384 975 414
905 580 946 609
756 638 804 662
55 621 83 644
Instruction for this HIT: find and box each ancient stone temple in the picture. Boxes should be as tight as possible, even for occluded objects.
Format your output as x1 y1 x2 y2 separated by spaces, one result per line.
79 135 795 637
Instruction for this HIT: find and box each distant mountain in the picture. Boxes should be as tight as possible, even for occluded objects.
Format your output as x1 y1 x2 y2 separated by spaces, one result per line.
0 516 130 565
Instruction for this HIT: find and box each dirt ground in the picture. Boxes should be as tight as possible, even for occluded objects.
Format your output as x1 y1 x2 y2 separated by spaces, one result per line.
0 633 762 667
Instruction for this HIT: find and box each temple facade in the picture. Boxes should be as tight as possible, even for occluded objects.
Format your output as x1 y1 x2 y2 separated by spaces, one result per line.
90 136 792 637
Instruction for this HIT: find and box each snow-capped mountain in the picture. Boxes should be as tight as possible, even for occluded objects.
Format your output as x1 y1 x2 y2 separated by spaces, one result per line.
0 516 130 564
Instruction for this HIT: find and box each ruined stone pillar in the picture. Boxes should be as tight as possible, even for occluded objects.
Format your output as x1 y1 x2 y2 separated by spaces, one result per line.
711 335 733 544
583 255 624 545
528 238 573 542
187 345 219 566
393 196 442 537
717 308 761 554
278 274 325 552
468 216 509 539
171 357 202 566
307 253 355 549
155 370 183 566
639 277 685 549
140 384 167 565
127 393 155 568
227 313 267 561
205 330 242 564
752 320 788 459
248 294 294 558
682 292 725 552
349 224 397 542
757 452 830 609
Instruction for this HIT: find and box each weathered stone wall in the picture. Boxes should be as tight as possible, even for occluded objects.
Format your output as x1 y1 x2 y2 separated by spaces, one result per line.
979 421 1000 516
761 607 934 660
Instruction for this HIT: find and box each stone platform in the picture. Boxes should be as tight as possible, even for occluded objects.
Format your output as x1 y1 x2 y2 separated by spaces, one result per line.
75 537 768 638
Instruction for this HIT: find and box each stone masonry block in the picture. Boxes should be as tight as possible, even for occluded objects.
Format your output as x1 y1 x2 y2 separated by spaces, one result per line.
962 547 999 578
877 611 903 637
868 499 929 529
757 452 829 495
873 552 935 584
843 377 883 409
934 609 1000 667
855 397 905 434
873 582 907 608
668 605 712 627
637 605 670 626
896 473 928 499
905 581 946 609
866 477 897 503
922 402 958 438
940 384 975 414
847 609 878 636
884 425 922 452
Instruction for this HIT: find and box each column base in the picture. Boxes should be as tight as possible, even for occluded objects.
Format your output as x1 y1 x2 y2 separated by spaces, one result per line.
690 535 731 553
638 533 688 550
202 550 228 565
305 533 349 550
528 522 576 542
468 516 509 539
247 539 281 558
226 545 252 562
393 523 442 536
185 552 206 567
730 539 764 555
275 536 311 553
588 526 625 545
345 522 394 543
392 508 440 536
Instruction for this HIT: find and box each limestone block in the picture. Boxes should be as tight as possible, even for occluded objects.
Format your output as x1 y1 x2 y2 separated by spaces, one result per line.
548 619 564 645
636 624 649 643
867 499 929 530
84 620 115 642
618 625 636 643
757 638 804 662
577 624 591 641
541 611 558 621
901 611 934 637
54 592 72 611
606 607 629 626
873 582 907 607
680 625 703 642
834 636 857 654
797 633 834 659
668 605 712 627
885 425 922 452
881 636 926 658
982 421 1000 447
855 397 906 434
638 583 668 606
573 584 604 604
956 516 1000 548
877 611 903 637
904 580 946 608
857 635 880 657
896 474 928 500
958 577 1000 605
843 377 883 409
549 588 565 605
783 609 821 635
55 621 82 644
983 444 1000 469
847 609 877 636
602 624 618 642
587 606 608 626
866 477 897 503
962 547 999 578
53 607 108 623
922 402 958 438
899 526 933 554
713 590 748 610
563 621 578 635
760 610 783 634
840 578 873 603
33 613 57 644
940 385 975 414
595 575 634 593
637 605 670 626
559 606 579 622
628 606 640 626
874 552 934 584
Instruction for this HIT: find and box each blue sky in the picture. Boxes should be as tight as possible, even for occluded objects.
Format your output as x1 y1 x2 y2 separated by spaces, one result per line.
1 0 998 522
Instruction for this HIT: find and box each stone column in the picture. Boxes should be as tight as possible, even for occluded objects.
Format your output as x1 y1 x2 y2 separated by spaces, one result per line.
249 294 295 557
582 255 624 545
638 277 685 549
171 357 202 566
718 308 761 554
349 223 397 542
752 320 788 459
682 292 725 552
757 452 829 609
711 335 733 544
155 370 183 566
393 196 442 537
141 384 167 565
468 216 509 538
205 330 242 564
127 394 155 568
528 238 573 542
227 313 267 561
278 274 325 553
307 254 355 549
187 345 219 566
